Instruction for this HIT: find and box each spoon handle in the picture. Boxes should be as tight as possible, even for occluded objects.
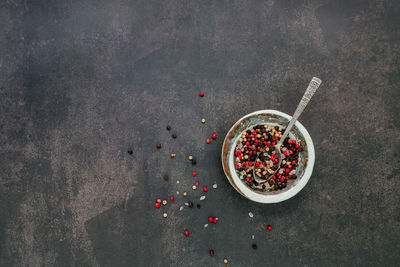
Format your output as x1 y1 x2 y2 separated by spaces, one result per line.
278 77 322 145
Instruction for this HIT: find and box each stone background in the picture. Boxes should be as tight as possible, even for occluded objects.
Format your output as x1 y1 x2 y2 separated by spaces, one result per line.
0 0 399 266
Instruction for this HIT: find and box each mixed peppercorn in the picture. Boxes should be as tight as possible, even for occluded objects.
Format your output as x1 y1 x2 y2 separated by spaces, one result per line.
234 124 301 191
146 92 278 264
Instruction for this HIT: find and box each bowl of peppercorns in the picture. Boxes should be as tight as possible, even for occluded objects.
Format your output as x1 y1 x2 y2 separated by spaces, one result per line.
221 110 315 203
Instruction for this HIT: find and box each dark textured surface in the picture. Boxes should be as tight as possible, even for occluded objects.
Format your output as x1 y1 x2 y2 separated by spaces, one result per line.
1 0 399 266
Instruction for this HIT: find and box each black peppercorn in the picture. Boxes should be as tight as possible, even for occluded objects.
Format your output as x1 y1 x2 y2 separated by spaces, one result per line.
166 125 171 131
209 249 215 256
127 148 133 154
191 159 196 165
156 143 161 149
252 244 257 250
163 175 169 181
188 201 193 208
172 133 177 139
197 204 201 209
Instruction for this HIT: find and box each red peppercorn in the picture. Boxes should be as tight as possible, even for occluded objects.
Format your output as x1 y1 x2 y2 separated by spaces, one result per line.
213 218 218 224
199 93 204 97
155 202 161 208
211 133 217 139
208 216 213 222
295 144 300 149
267 225 272 231
170 196 174 202
195 181 199 186
206 139 211 144
203 187 208 192
184 230 190 237
192 172 197 177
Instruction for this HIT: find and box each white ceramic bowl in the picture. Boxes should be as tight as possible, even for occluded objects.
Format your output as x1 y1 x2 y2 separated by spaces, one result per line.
221 110 315 203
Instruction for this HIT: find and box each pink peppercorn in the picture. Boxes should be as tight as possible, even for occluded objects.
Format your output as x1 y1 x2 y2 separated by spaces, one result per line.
206 139 211 144
192 172 197 177
212 133 217 139
184 230 190 237
199 93 204 97
203 187 208 192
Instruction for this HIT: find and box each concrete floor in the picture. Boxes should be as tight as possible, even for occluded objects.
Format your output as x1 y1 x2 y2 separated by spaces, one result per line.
1 0 399 266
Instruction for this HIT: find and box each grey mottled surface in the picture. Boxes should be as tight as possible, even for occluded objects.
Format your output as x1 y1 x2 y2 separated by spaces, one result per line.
1 0 399 266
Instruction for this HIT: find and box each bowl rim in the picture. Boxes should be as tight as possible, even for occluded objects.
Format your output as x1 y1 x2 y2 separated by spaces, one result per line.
221 109 315 203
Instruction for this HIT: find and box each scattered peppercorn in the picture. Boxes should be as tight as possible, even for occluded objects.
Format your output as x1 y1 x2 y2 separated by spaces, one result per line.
212 133 217 139
163 175 169 181
127 148 133 154
208 216 214 222
184 230 190 237
252 244 257 250
267 225 272 231
206 139 211 144
197 204 201 209
195 181 200 186
209 250 215 256
183 192 188 197
192 172 197 177
162 200 167 205
203 187 208 192
163 212 167 218
172 133 177 139
156 143 161 149
192 185 197 190
188 201 193 208
155 202 160 208
199 92 204 97
191 159 197 165
188 155 193 160
170 153 175 158
201 118 206 124
166 125 171 131
223 259 228 264
170 196 174 202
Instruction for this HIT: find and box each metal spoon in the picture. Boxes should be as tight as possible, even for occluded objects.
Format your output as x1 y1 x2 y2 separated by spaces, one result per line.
253 77 322 184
